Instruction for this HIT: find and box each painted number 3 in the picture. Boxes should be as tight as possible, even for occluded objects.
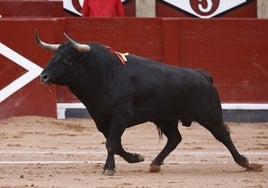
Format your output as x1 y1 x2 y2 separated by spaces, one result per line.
198 0 213 13
190 0 219 16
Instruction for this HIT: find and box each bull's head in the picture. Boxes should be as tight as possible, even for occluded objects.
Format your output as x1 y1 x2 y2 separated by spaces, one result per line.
34 30 91 85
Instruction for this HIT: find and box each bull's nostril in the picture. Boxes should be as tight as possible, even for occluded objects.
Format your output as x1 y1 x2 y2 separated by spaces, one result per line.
40 73 49 83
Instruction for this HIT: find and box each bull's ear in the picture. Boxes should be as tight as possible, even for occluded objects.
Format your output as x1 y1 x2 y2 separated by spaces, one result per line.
34 29 60 51
64 33 90 53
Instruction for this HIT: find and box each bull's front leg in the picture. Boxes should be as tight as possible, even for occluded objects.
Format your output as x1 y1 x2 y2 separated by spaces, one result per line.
103 138 117 175
103 115 126 176
103 104 144 175
104 138 145 175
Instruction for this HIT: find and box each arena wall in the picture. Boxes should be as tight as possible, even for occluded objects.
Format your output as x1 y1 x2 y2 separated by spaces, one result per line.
0 1 267 121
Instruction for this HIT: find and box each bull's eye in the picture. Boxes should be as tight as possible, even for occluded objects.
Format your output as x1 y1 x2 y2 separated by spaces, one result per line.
64 55 73 65
65 55 72 61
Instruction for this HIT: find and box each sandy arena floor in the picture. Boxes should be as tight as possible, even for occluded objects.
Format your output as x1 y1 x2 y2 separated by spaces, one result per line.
0 116 267 187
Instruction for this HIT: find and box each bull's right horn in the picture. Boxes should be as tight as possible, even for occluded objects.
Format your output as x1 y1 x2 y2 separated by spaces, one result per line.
64 33 90 52
34 29 60 51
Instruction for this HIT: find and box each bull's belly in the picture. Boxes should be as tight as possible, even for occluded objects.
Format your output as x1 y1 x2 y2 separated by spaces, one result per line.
132 101 185 124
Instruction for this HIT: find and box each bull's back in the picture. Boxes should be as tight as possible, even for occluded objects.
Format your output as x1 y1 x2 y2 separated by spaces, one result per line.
126 55 221 123
126 55 214 93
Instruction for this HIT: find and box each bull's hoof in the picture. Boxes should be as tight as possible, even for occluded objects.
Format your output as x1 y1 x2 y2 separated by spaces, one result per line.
125 153 145 163
135 153 145 162
246 163 263 172
103 169 115 176
149 165 161 173
236 155 249 168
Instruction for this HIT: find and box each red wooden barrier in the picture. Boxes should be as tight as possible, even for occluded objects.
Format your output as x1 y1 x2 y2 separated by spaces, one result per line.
0 0 64 18
0 18 65 118
0 18 267 119
176 19 268 102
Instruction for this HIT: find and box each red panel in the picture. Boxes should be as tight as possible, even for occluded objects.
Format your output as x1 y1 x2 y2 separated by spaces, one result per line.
0 0 64 18
57 86 78 103
162 18 180 66
0 18 65 118
177 19 268 102
65 18 163 60
0 56 26 89
156 1 195 18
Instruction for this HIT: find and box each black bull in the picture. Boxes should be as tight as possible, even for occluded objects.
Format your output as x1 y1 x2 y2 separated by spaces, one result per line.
35 31 261 175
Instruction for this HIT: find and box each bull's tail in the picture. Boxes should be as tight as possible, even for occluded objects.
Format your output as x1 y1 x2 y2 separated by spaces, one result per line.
156 126 163 140
153 123 163 141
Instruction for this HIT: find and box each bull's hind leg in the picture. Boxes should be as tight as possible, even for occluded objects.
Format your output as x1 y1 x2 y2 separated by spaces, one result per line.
198 119 250 169
150 120 181 172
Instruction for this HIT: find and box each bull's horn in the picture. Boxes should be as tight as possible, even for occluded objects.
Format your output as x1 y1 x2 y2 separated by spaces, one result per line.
64 33 90 52
34 29 60 51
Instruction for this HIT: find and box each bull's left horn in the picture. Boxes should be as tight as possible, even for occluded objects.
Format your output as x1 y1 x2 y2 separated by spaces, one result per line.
34 29 60 51
64 33 90 52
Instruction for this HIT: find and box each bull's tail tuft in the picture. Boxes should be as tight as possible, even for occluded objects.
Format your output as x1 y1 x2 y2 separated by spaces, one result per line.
156 126 163 141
